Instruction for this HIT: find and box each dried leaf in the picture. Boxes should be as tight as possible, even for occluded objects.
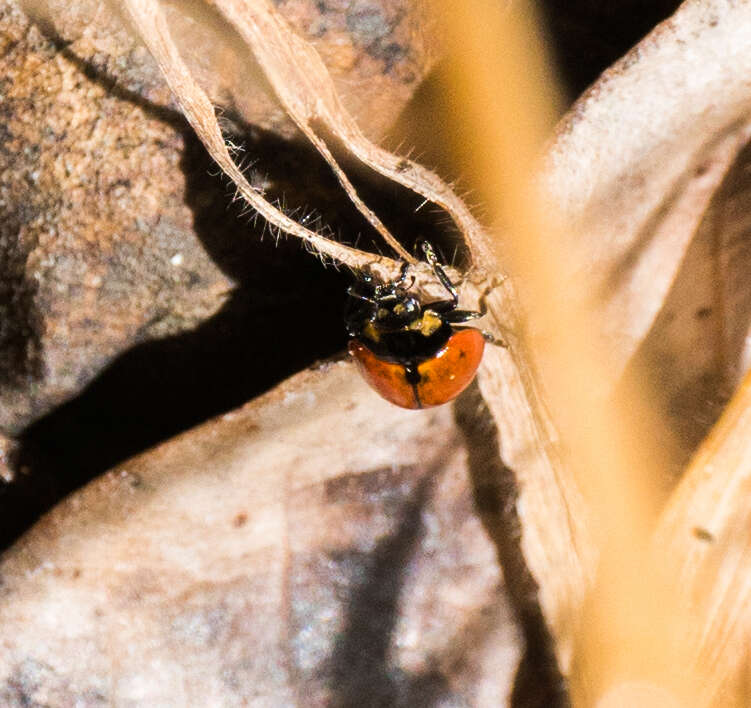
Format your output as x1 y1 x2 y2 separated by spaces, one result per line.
532 1 751 699
0 362 520 705
440 0 751 699
540 1 751 385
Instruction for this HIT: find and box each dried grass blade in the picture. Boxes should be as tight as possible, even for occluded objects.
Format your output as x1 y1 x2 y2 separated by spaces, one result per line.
213 0 498 270
120 0 388 272
205 0 411 263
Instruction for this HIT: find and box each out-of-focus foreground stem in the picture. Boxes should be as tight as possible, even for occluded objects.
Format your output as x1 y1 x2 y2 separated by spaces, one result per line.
435 1 700 704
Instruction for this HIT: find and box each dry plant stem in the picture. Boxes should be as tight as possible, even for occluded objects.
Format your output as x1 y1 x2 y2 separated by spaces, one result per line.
435 0 595 674
212 0 498 272
124 0 500 283
207 0 414 264
649 370 751 707
119 0 398 273
299 130 414 263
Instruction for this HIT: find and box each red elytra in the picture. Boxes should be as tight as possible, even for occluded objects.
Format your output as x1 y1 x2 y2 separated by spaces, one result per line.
349 328 485 409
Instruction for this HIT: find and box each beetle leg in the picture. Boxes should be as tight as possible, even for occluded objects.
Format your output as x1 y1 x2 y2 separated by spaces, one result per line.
395 261 412 289
427 299 461 315
443 308 483 323
476 275 507 315
418 240 459 307
452 325 507 348
346 287 376 304
482 330 508 347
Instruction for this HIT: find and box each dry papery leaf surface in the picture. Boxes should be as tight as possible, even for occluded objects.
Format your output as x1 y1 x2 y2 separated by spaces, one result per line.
2 0 751 705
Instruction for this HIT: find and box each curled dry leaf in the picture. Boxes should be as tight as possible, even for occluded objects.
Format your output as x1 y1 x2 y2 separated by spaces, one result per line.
629 137 751 467
540 0 751 393
0 362 520 705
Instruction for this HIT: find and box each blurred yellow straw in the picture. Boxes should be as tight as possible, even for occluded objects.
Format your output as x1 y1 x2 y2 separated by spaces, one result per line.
434 1 699 704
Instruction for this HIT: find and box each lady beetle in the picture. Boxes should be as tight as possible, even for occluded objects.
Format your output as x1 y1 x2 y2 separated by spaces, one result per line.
345 242 489 409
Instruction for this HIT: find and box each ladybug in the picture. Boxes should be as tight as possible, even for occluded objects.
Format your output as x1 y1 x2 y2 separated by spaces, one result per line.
345 241 489 409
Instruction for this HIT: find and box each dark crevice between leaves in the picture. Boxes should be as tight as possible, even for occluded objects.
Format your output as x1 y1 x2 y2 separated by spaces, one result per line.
326 455 452 708
454 383 570 708
539 0 684 100
3 291 350 548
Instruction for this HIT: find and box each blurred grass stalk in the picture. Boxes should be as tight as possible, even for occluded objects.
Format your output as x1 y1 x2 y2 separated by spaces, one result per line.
434 1 702 704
